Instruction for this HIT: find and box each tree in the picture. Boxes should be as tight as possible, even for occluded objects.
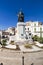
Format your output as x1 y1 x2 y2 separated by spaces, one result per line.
38 37 43 43
2 39 7 47
32 35 39 41
32 35 43 44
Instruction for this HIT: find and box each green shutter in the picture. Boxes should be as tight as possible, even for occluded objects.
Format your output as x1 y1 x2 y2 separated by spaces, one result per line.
34 28 36 32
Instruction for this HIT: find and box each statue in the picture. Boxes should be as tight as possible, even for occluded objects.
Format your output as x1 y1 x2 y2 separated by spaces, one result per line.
18 11 24 22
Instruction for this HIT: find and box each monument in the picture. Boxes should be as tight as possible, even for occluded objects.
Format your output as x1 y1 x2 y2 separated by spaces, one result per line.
16 11 26 41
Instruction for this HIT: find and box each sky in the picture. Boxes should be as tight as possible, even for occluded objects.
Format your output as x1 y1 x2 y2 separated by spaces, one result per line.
0 0 43 30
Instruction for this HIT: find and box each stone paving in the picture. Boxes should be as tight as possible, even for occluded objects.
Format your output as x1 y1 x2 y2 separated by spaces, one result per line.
19 45 42 52
0 48 43 65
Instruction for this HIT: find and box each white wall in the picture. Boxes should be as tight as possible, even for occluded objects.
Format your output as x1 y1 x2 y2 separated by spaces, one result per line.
25 21 43 37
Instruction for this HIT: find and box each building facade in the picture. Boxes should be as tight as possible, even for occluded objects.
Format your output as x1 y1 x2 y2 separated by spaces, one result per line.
25 21 43 37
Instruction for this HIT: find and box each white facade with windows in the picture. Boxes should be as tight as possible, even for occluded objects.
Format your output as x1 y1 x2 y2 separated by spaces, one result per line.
5 27 15 35
25 21 43 37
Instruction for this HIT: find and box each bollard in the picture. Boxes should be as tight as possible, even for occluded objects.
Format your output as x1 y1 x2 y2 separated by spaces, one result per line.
22 56 24 65
0 63 3 65
31 63 34 65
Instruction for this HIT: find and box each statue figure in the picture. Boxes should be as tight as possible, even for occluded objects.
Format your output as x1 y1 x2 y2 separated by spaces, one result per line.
18 11 24 22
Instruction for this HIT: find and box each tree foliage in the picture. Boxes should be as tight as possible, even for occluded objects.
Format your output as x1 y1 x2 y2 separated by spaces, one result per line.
2 39 7 46
32 35 43 44
32 35 39 41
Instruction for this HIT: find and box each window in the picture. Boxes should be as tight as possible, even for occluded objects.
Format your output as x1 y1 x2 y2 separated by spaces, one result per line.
34 28 36 32
28 28 29 30
34 23 36 26
21 34 23 36
26 35 28 39
29 33 31 35
2 36 5 38
25 28 26 30
40 28 42 31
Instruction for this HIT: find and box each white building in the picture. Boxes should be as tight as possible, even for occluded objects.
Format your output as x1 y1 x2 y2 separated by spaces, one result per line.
25 21 43 37
5 27 15 35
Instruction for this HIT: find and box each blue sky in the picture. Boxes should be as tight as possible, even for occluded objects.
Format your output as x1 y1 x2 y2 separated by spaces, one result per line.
0 0 43 30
